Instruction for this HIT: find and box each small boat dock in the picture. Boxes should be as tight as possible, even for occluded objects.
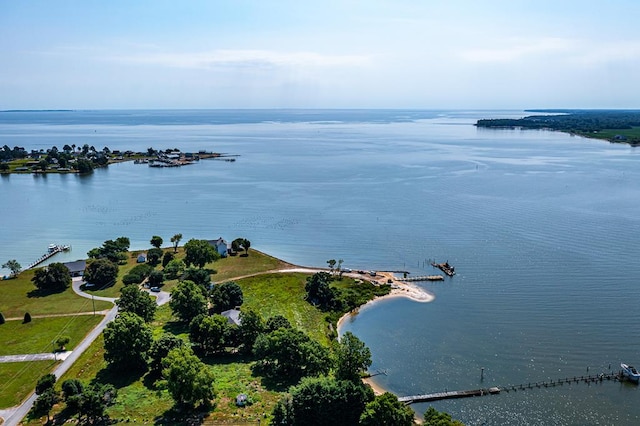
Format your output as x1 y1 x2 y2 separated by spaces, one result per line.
26 244 70 270
431 261 455 276
401 275 444 282
398 387 500 404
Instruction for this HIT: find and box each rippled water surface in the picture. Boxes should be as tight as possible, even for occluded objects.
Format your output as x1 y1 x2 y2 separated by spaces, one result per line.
2 110 640 424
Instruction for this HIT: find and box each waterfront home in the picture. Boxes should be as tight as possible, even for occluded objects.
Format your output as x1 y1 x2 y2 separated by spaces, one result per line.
63 259 86 277
208 238 229 257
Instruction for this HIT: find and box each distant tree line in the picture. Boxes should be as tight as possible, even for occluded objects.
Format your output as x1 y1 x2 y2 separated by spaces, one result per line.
476 110 640 144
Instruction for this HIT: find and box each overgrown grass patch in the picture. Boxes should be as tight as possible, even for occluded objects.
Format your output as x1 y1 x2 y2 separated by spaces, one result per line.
0 360 58 408
0 315 103 356
236 272 331 345
0 269 112 318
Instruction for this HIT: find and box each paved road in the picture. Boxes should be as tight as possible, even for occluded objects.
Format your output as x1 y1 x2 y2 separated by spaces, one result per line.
1 279 118 426
0 352 72 363
1 277 170 425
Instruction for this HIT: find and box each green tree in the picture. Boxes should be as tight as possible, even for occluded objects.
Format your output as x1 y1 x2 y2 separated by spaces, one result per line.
184 239 219 268
116 285 157 322
150 235 163 248
210 281 243 313
149 334 185 375
423 407 465 426
146 247 164 266
171 233 182 253
55 335 71 351
2 259 21 277
0 162 9 172
253 328 331 382
163 346 216 408
169 280 208 323
23 312 31 323
189 314 230 355
360 392 415 426
31 373 58 422
83 258 119 288
147 269 164 287
265 314 292 332
162 251 174 267
122 263 153 285
182 266 210 289
103 312 153 371
147 247 164 266
272 376 374 426
335 332 372 382
36 373 56 395
31 262 72 292
163 259 186 280
61 379 84 413
305 272 335 310
75 158 93 174
238 308 265 352
77 383 117 424
0 312 5 324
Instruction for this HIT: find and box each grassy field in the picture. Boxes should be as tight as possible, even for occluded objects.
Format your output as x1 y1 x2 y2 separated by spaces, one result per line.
0 315 103 356
0 360 59 408
0 269 112 318
237 272 331 345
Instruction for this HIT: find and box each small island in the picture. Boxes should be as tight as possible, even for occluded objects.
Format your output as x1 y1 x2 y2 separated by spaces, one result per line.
0 144 236 175
476 110 640 146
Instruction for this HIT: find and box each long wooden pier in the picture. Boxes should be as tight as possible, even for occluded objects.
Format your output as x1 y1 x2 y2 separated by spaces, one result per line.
25 245 70 270
401 275 444 282
397 372 626 405
398 387 500 404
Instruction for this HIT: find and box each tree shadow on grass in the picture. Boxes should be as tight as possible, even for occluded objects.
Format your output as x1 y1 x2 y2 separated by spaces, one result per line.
92 364 146 389
162 320 189 336
26 286 67 298
155 404 217 425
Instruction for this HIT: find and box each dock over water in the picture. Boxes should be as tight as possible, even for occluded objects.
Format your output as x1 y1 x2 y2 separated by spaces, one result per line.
397 371 626 405
398 387 500 404
25 245 70 270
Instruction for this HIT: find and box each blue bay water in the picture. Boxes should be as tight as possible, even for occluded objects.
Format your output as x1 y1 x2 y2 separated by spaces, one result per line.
1 110 640 424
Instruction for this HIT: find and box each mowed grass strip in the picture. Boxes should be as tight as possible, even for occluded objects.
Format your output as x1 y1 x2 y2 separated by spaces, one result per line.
0 315 103 356
0 360 58 408
0 269 112 318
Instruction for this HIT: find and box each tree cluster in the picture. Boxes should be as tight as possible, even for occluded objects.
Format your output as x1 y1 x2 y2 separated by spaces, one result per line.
31 262 71 292
87 237 130 264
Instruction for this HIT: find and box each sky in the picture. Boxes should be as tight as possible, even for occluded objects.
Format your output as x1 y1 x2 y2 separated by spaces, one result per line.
1 0 640 110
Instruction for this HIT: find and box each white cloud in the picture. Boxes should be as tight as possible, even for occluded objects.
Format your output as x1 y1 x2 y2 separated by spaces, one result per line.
458 37 576 63
104 49 372 71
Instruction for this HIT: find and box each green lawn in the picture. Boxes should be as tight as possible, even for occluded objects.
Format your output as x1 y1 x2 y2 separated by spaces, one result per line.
584 127 640 142
237 272 331 345
0 269 112 318
0 315 103 356
0 360 58 408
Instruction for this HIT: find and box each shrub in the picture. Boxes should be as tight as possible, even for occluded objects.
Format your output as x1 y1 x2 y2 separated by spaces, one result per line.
0 312 5 324
23 312 32 323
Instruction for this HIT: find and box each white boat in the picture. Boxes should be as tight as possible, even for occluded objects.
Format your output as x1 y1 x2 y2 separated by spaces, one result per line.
621 363 640 382
47 244 57 253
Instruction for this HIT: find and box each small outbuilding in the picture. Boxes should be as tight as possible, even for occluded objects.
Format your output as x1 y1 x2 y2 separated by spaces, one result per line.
235 393 248 407
63 260 87 277
137 253 147 263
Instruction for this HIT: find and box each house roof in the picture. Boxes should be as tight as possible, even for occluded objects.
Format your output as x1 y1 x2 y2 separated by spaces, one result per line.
221 309 241 326
63 259 86 274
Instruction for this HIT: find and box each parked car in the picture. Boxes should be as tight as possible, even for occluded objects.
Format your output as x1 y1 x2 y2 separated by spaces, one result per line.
150 287 160 292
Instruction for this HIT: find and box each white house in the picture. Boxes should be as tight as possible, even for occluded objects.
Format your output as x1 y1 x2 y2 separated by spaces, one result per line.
208 237 229 257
